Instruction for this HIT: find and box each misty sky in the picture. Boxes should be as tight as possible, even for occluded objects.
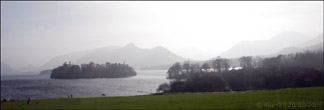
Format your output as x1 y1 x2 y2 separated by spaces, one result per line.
1 1 323 69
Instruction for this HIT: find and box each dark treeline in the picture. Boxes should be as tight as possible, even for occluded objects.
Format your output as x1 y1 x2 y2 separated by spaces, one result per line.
157 51 323 92
50 61 136 79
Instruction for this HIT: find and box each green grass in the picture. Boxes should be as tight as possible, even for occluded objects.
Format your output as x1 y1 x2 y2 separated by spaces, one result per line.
1 87 323 109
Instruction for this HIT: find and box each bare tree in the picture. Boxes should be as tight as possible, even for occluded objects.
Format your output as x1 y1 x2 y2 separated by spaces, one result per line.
201 62 210 72
222 58 230 72
211 58 217 72
167 62 182 79
215 56 223 73
183 61 191 74
252 57 263 68
192 63 201 73
239 56 253 69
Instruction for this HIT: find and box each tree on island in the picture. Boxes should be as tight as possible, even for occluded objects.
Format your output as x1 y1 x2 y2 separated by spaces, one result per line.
50 61 136 79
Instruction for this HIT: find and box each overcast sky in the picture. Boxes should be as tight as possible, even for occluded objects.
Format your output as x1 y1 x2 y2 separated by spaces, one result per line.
1 1 323 68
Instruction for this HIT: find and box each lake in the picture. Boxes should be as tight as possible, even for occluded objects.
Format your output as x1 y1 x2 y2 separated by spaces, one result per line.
1 70 169 101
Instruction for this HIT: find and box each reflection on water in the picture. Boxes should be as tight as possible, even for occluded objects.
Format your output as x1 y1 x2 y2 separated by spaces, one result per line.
1 70 169 100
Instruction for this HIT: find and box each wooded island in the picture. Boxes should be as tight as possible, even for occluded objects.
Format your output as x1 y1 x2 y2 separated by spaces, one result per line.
50 62 136 79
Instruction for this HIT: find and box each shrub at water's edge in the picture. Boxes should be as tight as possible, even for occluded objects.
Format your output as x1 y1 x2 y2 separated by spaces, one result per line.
50 62 136 79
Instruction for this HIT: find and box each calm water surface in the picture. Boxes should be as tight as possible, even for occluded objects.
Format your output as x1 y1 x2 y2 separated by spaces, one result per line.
1 70 169 100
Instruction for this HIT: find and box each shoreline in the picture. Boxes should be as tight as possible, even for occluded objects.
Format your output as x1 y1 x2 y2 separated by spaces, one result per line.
2 86 316 102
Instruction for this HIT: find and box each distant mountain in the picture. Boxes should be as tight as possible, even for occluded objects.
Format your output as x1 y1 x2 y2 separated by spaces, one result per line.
74 46 122 64
268 33 323 57
40 46 120 70
305 42 323 52
39 69 52 75
300 33 323 47
19 64 38 73
40 43 186 70
1 62 19 76
267 42 322 57
226 41 323 68
140 64 173 70
220 31 312 58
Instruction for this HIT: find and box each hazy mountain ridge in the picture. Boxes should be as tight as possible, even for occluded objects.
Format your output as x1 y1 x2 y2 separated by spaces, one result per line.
9 31 323 74
140 33 323 69
74 46 123 64
226 33 323 67
269 33 323 57
300 33 323 47
19 64 38 73
1 62 19 76
75 44 187 69
271 42 323 56
40 49 94 70
40 43 186 70
220 31 320 58
1 62 42 76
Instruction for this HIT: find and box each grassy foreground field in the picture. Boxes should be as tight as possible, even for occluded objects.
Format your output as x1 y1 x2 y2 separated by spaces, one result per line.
1 87 323 109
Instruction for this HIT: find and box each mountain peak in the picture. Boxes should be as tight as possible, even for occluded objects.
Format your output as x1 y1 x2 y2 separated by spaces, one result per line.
124 43 138 48
125 43 135 46
153 45 166 50
152 46 171 53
